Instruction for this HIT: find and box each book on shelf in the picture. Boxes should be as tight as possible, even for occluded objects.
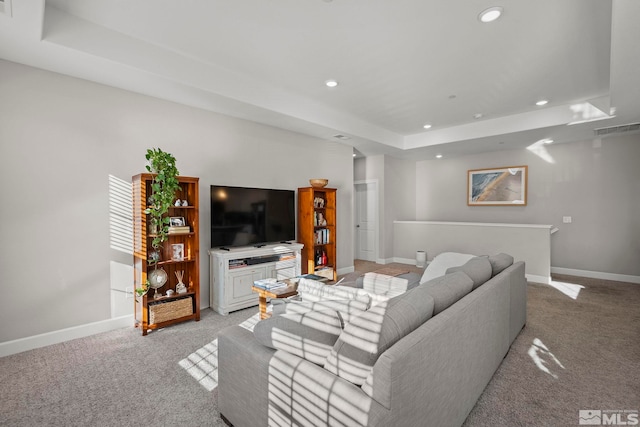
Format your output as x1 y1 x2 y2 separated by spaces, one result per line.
168 226 190 234
314 228 330 244
253 278 288 290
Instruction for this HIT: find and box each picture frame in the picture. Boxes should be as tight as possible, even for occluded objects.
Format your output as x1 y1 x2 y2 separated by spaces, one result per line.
170 216 186 227
171 243 185 261
468 165 528 206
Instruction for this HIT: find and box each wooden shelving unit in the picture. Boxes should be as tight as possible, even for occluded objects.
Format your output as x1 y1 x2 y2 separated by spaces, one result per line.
133 174 200 335
297 187 337 281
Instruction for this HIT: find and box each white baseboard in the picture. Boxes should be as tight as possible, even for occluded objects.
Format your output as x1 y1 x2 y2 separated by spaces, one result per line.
526 274 551 284
0 315 133 358
391 257 415 265
337 266 355 276
551 267 640 284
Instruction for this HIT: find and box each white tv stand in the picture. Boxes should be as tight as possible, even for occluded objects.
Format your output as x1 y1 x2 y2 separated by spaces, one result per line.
209 243 303 315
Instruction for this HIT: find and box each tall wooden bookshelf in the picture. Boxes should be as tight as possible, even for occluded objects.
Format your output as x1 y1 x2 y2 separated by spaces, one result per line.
297 187 337 281
133 174 200 335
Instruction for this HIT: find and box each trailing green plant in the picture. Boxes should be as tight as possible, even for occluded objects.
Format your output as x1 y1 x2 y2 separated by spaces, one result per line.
143 148 181 258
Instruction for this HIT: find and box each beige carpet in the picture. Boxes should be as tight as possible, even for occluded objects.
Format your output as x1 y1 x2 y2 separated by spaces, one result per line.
1 265 638 427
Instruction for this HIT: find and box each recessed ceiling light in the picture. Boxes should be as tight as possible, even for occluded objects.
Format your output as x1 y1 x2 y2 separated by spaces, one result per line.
436 154 443 159
542 138 554 144
423 124 432 129
478 7 503 23
536 99 549 106
325 79 338 88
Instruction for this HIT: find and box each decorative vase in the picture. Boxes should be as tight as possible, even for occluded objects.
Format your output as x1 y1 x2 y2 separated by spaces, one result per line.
309 178 329 188
149 250 160 263
176 270 187 294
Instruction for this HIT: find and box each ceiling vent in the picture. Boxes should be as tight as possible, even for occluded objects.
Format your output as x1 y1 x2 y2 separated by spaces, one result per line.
0 0 13 17
593 122 640 137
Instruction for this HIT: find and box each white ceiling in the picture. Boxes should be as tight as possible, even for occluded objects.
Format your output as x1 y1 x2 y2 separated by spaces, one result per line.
1 0 639 159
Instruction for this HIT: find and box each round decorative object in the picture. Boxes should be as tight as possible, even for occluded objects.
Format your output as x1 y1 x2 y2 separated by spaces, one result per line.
309 179 329 188
148 268 168 289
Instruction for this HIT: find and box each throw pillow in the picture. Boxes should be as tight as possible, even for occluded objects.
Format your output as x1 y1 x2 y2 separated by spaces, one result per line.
273 298 369 324
419 252 476 284
362 272 409 297
445 256 492 289
488 253 514 276
423 271 474 315
323 285 435 386
254 309 343 365
297 279 372 308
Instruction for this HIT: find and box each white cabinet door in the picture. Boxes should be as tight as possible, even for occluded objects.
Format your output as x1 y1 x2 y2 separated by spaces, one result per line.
228 267 265 304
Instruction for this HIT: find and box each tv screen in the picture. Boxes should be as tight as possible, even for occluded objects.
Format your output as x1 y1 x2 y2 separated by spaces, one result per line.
210 185 296 248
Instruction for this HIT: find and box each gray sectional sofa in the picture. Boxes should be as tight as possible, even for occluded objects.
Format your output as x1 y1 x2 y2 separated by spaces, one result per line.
218 254 527 427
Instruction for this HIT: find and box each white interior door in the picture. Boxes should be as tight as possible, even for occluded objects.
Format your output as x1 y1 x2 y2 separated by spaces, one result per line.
355 182 377 261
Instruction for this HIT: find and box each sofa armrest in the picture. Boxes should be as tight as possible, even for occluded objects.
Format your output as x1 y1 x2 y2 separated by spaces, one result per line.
218 325 275 427
508 261 527 344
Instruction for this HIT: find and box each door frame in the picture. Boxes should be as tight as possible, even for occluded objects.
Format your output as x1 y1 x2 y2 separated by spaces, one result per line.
354 179 379 262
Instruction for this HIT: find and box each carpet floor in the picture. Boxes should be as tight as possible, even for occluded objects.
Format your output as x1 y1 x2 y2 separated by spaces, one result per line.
1 267 638 426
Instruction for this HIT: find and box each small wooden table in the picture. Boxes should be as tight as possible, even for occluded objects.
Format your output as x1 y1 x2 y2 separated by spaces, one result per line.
252 281 298 319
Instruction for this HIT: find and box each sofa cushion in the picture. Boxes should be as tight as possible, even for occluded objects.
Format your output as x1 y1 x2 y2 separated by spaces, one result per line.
419 252 476 284
445 256 492 289
423 271 474 315
297 279 372 308
254 309 343 365
488 253 514 276
323 285 435 385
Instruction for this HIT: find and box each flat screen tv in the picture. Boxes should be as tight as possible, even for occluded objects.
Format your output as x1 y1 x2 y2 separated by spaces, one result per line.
210 185 296 249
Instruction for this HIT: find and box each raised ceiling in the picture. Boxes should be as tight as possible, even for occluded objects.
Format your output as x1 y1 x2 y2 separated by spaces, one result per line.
1 0 639 159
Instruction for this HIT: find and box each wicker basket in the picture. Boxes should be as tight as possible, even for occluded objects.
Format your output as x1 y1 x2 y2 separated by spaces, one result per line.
149 297 193 324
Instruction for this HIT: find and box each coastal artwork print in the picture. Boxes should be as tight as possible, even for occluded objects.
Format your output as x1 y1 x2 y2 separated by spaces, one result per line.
468 166 528 206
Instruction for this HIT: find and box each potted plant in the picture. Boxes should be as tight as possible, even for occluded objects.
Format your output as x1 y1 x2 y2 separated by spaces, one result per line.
144 148 181 251
138 148 181 298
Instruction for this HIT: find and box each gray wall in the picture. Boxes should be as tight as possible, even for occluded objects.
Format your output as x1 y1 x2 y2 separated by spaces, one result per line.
0 60 354 343
415 136 640 276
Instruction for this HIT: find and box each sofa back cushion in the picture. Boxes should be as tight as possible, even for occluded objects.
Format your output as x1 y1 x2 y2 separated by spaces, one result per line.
445 256 492 290
323 285 435 385
254 309 343 365
424 271 474 315
488 253 514 276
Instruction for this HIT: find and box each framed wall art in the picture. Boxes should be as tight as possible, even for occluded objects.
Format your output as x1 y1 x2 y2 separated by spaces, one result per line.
468 165 528 206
